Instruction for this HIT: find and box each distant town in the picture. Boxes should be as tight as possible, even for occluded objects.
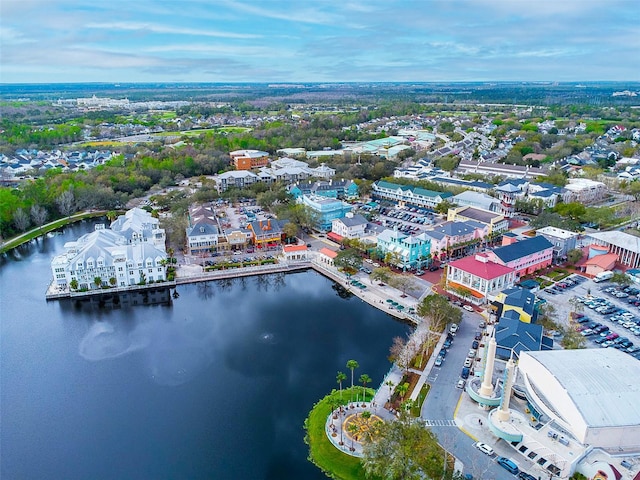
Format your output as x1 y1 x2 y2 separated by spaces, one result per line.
2 82 640 480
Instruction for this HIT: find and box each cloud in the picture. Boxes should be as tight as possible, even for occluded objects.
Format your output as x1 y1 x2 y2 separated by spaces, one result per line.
86 21 261 39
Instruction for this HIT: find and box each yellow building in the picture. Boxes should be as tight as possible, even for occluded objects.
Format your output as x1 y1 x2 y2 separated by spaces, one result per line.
447 206 509 235
491 287 537 323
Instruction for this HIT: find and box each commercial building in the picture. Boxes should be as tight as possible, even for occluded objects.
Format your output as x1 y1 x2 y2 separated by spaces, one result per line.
451 190 500 212
536 226 578 261
586 231 640 269
331 212 368 239
494 311 552 359
288 179 358 200
424 220 489 260
215 170 260 192
491 286 538 323
519 349 640 451
376 228 431 270
485 236 554 277
298 194 352 232
447 206 509 235
247 219 286 247
372 180 453 209
229 149 269 170
445 253 516 304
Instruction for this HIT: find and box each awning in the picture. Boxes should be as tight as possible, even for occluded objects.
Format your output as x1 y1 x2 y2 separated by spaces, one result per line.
327 232 344 243
447 281 485 299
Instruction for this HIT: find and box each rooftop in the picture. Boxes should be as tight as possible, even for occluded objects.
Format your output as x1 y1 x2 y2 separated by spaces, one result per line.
520 349 640 428
536 226 579 240
448 255 514 280
491 236 553 264
455 206 503 224
588 231 640 255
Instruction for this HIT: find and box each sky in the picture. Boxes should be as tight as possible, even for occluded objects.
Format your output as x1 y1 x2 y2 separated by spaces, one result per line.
1 0 639 84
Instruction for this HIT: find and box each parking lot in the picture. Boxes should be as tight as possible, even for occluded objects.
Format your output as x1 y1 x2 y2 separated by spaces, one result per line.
537 275 640 361
371 205 443 236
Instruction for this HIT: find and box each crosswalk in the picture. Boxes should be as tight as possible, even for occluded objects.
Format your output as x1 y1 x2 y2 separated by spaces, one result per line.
422 419 458 427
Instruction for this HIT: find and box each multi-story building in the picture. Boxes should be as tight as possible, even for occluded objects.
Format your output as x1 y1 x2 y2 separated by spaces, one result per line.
50 222 167 291
451 191 500 212
215 170 259 192
424 220 489 259
298 194 352 232
331 213 368 239
376 228 431 270
247 219 286 247
484 236 554 277
536 226 578 262
288 179 358 200
110 207 166 250
447 206 508 235
372 180 453 209
586 231 640 269
564 178 608 204
446 253 516 304
229 149 269 170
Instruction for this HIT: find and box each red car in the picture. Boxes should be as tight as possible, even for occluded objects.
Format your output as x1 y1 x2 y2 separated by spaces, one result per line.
606 332 619 341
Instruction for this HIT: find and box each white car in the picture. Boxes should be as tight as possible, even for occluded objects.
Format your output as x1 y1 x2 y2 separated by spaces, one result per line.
462 305 474 312
456 379 466 389
449 323 459 334
474 441 494 456
467 348 477 358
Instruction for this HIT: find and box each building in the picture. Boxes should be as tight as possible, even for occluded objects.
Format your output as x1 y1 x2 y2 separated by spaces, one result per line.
519 349 640 450
376 229 431 270
282 244 309 261
494 182 520 217
456 159 548 179
331 213 368 239
582 249 618 277
372 180 453 209
586 231 640 269
485 236 554 277
247 219 286 247
445 253 516 304
186 221 219 255
451 190 500 212
50 223 167 290
424 220 488 259
494 311 552 359
317 247 338 267
110 207 166 250
447 206 509 235
288 179 358 200
229 149 269 170
298 194 352 232
215 170 259 192
491 287 538 323
536 226 579 262
563 178 607 204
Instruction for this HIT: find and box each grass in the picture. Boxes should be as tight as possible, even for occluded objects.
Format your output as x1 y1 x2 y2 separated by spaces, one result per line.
0 211 109 254
410 384 430 417
77 140 131 147
152 126 252 137
304 387 375 480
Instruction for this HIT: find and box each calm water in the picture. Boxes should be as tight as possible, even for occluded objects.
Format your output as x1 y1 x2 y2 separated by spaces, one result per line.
0 221 409 480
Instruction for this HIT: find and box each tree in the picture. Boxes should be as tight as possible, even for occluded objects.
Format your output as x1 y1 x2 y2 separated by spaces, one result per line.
611 272 632 287
334 249 362 276
389 336 411 374
362 414 447 480
371 266 392 284
13 208 30 232
346 359 359 402
69 279 78 291
55 190 75 218
336 371 347 401
282 221 298 242
384 380 394 404
396 382 409 401
347 422 358 452
388 274 417 297
567 248 584 265
417 294 461 333
30 204 48 230
622 180 640 202
359 374 372 405
434 200 453 215
94 276 102 288
109 277 117 287
561 328 586 350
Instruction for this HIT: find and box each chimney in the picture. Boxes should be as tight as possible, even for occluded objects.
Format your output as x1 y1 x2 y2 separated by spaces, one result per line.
267 219 271 230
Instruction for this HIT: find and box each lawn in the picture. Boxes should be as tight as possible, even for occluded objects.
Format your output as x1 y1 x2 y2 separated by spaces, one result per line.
77 140 131 147
304 387 376 480
153 126 252 137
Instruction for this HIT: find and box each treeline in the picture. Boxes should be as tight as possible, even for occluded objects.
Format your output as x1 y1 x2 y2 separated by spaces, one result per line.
0 120 83 150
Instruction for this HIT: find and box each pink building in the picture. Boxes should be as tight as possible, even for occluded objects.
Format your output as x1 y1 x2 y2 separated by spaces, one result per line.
484 236 554 277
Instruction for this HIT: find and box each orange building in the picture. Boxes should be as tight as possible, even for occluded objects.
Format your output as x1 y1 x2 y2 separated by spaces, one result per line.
230 149 270 170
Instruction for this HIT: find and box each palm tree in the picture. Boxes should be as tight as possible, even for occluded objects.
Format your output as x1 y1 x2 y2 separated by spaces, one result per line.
94 276 102 289
359 374 372 406
397 382 409 401
384 380 394 405
346 359 359 403
336 371 347 401
347 422 358 452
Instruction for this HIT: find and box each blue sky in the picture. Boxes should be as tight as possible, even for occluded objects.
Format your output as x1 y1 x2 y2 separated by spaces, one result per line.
1 0 638 83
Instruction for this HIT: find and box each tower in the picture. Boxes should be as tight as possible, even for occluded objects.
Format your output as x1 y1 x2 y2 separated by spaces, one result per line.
495 354 516 422
479 332 497 397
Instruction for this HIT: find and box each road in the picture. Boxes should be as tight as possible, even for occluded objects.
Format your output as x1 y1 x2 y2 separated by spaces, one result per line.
421 310 516 480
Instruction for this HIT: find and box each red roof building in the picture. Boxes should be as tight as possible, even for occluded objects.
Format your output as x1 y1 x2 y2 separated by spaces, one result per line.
446 254 516 305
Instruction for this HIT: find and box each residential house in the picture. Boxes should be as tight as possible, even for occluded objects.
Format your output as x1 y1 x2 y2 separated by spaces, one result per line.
484 236 554 277
445 253 516 304
563 178 608 204
331 212 368 239
110 207 166 251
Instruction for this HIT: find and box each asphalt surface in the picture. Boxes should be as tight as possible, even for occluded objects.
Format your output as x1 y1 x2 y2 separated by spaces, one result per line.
421 310 518 480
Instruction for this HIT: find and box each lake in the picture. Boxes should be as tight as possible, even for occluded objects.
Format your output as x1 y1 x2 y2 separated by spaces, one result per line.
0 220 410 480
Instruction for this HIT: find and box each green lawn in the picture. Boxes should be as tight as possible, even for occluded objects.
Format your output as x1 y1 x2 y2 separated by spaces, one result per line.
304 387 375 480
0 211 110 254
153 126 252 137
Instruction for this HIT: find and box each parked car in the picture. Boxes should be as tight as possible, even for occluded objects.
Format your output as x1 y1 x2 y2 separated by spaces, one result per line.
456 379 466 389
467 349 477 358
496 457 519 474
461 367 470 379
463 305 474 312
518 472 536 480
464 357 473 368
434 356 444 367
449 323 459 335
473 441 494 456
472 340 479 349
